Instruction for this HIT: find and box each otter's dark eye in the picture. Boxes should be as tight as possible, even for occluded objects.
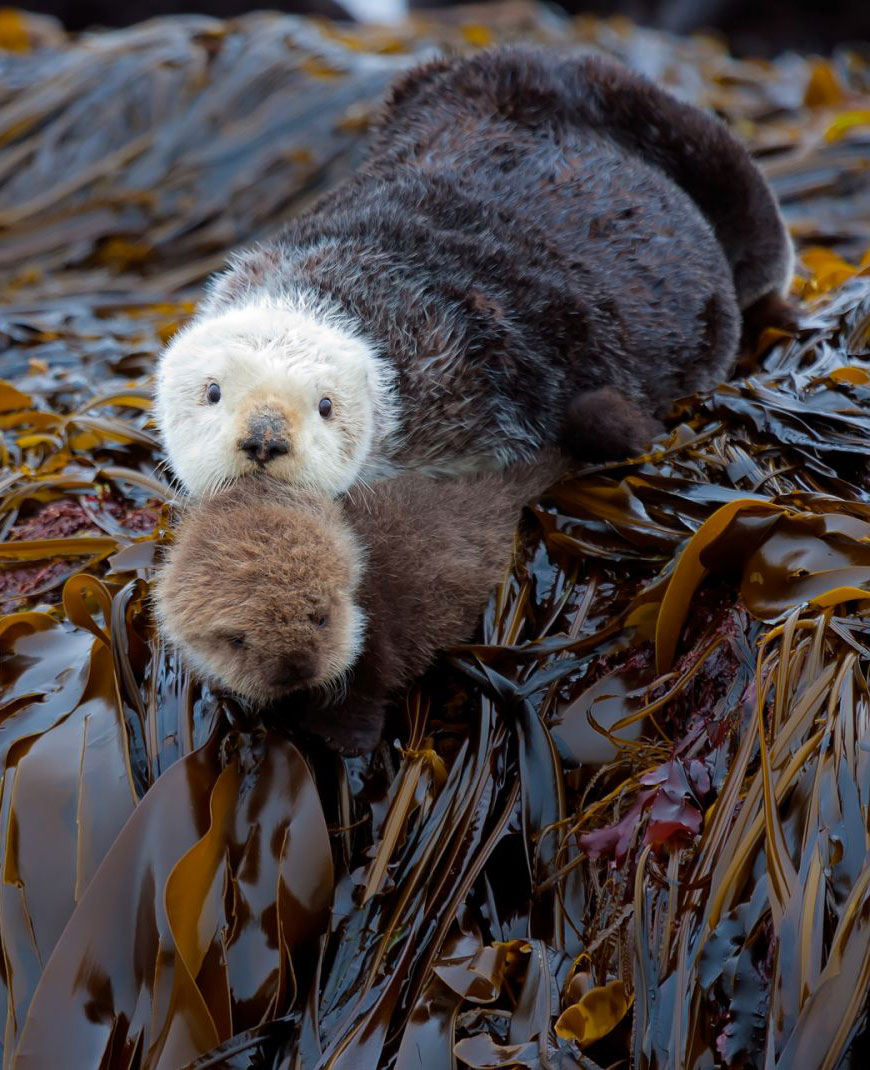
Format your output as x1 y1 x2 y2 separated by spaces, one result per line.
318 397 332 418
228 635 245 648
206 382 221 405
309 612 328 628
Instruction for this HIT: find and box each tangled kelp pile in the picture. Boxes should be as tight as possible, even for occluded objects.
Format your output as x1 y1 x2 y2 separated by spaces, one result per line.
1 6 870 1069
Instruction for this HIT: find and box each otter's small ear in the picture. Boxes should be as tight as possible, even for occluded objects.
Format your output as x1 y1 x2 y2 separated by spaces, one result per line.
202 246 280 313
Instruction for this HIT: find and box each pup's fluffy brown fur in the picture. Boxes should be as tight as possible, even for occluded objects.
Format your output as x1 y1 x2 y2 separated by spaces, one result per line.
154 460 562 752
154 490 363 705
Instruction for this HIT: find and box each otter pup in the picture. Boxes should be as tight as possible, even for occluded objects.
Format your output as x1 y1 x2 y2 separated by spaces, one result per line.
153 460 562 752
155 47 793 498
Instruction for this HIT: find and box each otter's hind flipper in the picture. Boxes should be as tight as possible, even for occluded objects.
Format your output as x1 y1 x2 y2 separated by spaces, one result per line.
566 55 794 310
560 386 661 462
739 292 799 349
735 291 800 372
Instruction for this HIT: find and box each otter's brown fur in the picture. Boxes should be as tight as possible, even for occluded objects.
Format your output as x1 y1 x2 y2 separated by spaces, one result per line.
154 460 563 753
203 47 794 476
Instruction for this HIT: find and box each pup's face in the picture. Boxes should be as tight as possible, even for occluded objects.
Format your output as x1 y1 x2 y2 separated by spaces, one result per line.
155 304 378 498
154 485 366 704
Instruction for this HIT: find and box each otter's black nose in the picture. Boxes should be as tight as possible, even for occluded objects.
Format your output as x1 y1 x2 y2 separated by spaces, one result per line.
240 412 290 466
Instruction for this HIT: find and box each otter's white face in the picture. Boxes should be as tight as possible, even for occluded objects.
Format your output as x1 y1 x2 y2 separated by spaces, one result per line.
154 303 384 498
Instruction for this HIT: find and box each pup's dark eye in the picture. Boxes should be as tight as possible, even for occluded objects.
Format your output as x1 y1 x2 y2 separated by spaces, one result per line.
309 612 328 628
318 397 332 418
206 382 221 404
227 635 245 648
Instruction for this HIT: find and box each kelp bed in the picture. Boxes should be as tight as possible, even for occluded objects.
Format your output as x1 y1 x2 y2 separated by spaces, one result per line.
1 5 870 1069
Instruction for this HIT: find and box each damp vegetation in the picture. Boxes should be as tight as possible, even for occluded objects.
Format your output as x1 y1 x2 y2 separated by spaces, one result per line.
1 6 870 1069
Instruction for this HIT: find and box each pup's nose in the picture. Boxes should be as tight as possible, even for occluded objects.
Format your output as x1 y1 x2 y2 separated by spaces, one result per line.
239 411 290 466
269 658 316 691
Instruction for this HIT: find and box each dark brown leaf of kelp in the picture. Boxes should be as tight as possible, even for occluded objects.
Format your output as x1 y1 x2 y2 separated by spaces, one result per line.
1 6 870 1070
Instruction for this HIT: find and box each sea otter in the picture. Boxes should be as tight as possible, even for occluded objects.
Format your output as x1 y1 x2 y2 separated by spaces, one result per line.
153 458 562 752
154 47 793 498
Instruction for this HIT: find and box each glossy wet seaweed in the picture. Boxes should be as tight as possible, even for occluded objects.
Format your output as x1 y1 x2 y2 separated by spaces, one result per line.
1 7 870 1069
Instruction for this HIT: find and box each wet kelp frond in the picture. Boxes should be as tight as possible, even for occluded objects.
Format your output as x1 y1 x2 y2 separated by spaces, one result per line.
1 7 870 1069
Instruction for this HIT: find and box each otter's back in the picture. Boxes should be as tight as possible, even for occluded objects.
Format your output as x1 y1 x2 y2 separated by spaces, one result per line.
243 48 747 473
283 53 738 400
